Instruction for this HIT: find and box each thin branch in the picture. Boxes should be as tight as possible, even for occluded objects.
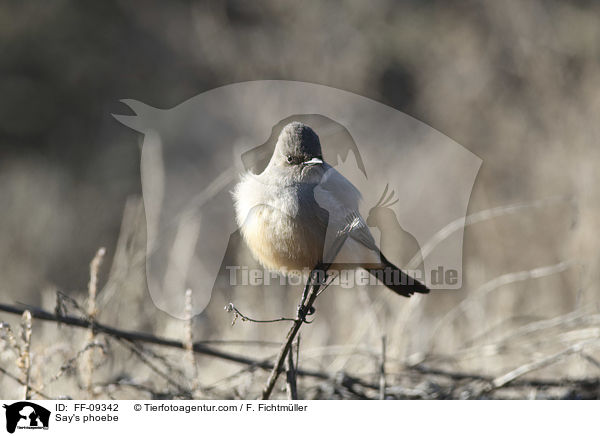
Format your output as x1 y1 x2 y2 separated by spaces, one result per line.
197 339 281 347
95 377 175 399
5 299 591 398
581 352 600 369
407 195 573 270
19 311 32 400
39 343 106 390
224 303 295 324
491 338 600 389
316 273 338 297
261 261 332 400
407 364 600 390
84 247 105 398
429 260 576 350
285 342 298 400
0 302 274 368
0 301 356 386
56 291 86 317
0 366 51 400
184 289 200 394
117 338 191 397
379 335 386 400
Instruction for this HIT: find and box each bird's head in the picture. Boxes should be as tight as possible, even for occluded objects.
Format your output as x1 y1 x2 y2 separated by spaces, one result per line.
268 122 325 180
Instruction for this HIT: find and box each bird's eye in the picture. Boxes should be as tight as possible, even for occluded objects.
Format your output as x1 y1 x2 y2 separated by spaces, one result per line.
287 156 294 164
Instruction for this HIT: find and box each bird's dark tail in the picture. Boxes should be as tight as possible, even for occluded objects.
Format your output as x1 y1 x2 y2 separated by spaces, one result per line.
363 252 429 297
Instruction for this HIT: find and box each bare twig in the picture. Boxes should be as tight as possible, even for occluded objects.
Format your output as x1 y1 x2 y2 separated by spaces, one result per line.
429 260 576 351
192 339 281 347
261 260 334 400
5 298 591 399
260 317 307 399
96 377 174 399
0 301 348 384
87 247 105 319
406 195 572 270
450 309 600 363
39 343 106 390
379 335 386 400
184 289 200 394
581 352 600 369
491 338 600 388
117 338 191 397
408 363 600 390
0 366 51 400
395 197 575 360
224 303 295 325
18 311 32 400
285 342 298 400
56 291 86 317
84 247 105 397
0 322 20 355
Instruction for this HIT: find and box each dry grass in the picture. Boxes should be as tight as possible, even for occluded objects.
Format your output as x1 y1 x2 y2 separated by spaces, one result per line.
0 193 598 399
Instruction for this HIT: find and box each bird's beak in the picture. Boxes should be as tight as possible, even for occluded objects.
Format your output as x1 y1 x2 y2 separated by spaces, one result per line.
303 157 323 166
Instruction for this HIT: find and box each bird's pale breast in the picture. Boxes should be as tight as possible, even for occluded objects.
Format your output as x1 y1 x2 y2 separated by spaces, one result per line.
240 204 322 273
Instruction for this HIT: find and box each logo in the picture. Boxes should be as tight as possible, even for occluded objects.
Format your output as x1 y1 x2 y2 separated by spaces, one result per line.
2 402 50 434
114 81 482 318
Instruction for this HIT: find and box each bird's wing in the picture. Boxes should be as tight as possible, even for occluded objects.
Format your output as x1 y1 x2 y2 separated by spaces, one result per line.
345 212 378 252
313 166 380 262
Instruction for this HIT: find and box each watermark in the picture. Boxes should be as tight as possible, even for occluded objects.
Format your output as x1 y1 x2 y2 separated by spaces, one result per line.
114 80 481 318
225 266 458 288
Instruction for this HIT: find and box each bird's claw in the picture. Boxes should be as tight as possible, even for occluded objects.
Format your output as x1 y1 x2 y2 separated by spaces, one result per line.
296 304 315 322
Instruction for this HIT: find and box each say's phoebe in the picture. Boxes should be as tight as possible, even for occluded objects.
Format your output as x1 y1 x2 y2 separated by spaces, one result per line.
233 122 429 297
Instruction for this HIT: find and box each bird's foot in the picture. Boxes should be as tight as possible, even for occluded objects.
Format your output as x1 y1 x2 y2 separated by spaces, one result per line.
296 304 315 322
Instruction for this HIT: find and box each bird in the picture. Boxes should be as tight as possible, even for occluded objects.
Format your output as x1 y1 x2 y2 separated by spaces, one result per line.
232 121 429 299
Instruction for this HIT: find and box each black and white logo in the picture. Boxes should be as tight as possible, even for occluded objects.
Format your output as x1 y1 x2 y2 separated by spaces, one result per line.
2 402 50 434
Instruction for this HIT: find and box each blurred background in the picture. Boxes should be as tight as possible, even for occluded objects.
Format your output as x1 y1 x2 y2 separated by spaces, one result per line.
0 0 599 399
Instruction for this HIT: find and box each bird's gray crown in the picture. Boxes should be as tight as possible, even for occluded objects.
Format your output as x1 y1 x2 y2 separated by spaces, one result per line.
275 122 322 160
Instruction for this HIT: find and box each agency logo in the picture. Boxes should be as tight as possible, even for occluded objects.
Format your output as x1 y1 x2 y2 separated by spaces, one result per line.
2 402 50 434
114 80 482 318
